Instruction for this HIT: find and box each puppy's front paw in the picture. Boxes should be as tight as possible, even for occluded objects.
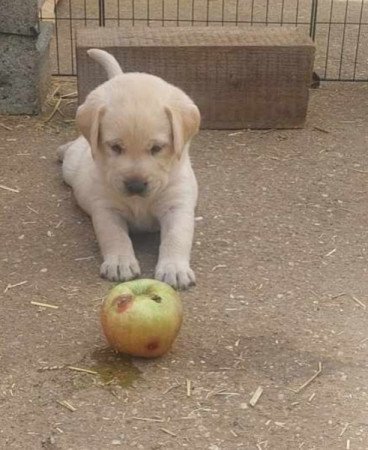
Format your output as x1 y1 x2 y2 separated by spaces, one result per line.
100 255 141 282
155 261 196 290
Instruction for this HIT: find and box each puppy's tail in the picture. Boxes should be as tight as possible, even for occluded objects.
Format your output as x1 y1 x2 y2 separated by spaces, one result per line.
87 48 123 79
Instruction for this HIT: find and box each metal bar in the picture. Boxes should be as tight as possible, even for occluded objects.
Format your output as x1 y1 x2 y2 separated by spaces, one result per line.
280 0 285 26
84 0 87 26
54 0 60 75
265 0 270 26
68 0 74 74
98 0 105 26
323 78 368 82
338 0 350 79
324 0 335 79
50 17 368 26
309 0 318 40
85 18 314 25
251 0 255 25
296 0 300 26
52 73 368 82
353 0 365 80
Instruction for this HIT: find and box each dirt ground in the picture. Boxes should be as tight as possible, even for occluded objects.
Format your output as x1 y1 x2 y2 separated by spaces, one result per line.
1 81 368 449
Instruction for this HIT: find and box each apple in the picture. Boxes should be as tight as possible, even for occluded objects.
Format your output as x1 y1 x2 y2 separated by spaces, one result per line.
100 279 183 358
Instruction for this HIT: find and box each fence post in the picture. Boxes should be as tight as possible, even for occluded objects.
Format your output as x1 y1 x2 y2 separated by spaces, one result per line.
99 0 106 27
309 0 318 41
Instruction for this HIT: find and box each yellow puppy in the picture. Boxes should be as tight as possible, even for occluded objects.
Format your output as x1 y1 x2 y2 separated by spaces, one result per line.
58 49 200 289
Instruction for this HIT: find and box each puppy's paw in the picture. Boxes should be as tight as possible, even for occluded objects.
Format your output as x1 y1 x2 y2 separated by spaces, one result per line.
100 255 141 282
155 261 196 290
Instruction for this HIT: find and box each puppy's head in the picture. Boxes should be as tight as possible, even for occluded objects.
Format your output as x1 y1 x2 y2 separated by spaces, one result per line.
76 73 200 198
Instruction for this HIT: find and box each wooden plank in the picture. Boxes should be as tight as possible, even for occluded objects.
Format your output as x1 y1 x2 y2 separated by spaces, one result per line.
76 27 315 129
40 0 62 21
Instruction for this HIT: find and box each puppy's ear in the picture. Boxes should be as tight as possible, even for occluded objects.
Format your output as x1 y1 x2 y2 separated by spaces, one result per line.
76 97 105 159
165 100 200 158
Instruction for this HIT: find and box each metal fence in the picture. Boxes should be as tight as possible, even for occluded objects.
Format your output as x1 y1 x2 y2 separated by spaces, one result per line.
40 0 368 81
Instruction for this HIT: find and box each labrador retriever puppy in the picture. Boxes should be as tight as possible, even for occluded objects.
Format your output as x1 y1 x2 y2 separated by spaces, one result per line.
57 49 200 290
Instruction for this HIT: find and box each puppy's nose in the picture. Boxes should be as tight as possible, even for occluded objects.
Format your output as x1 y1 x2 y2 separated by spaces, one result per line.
124 179 148 195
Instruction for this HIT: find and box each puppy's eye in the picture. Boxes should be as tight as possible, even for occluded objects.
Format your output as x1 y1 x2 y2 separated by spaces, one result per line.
150 145 162 156
110 143 124 154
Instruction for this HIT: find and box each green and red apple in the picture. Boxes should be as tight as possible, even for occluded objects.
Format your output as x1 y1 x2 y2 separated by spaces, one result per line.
100 279 183 358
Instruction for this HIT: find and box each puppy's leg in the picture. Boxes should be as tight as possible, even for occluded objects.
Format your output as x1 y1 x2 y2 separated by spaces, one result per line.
92 209 140 281
155 209 195 290
57 137 84 162
56 141 73 162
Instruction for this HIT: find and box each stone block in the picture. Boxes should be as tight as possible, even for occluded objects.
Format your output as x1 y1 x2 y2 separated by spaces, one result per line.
0 0 40 36
0 23 54 115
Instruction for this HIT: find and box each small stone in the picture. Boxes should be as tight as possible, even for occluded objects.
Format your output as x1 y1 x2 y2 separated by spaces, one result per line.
111 440 121 445
40 268 48 273
240 402 248 409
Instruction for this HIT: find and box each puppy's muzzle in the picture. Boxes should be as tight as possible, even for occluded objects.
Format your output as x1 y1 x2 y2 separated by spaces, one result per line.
124 179 148 196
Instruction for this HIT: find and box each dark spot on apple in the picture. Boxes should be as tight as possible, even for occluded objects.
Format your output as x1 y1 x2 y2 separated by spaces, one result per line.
151 295 162 303
115 294 133 313
146 341 159 351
